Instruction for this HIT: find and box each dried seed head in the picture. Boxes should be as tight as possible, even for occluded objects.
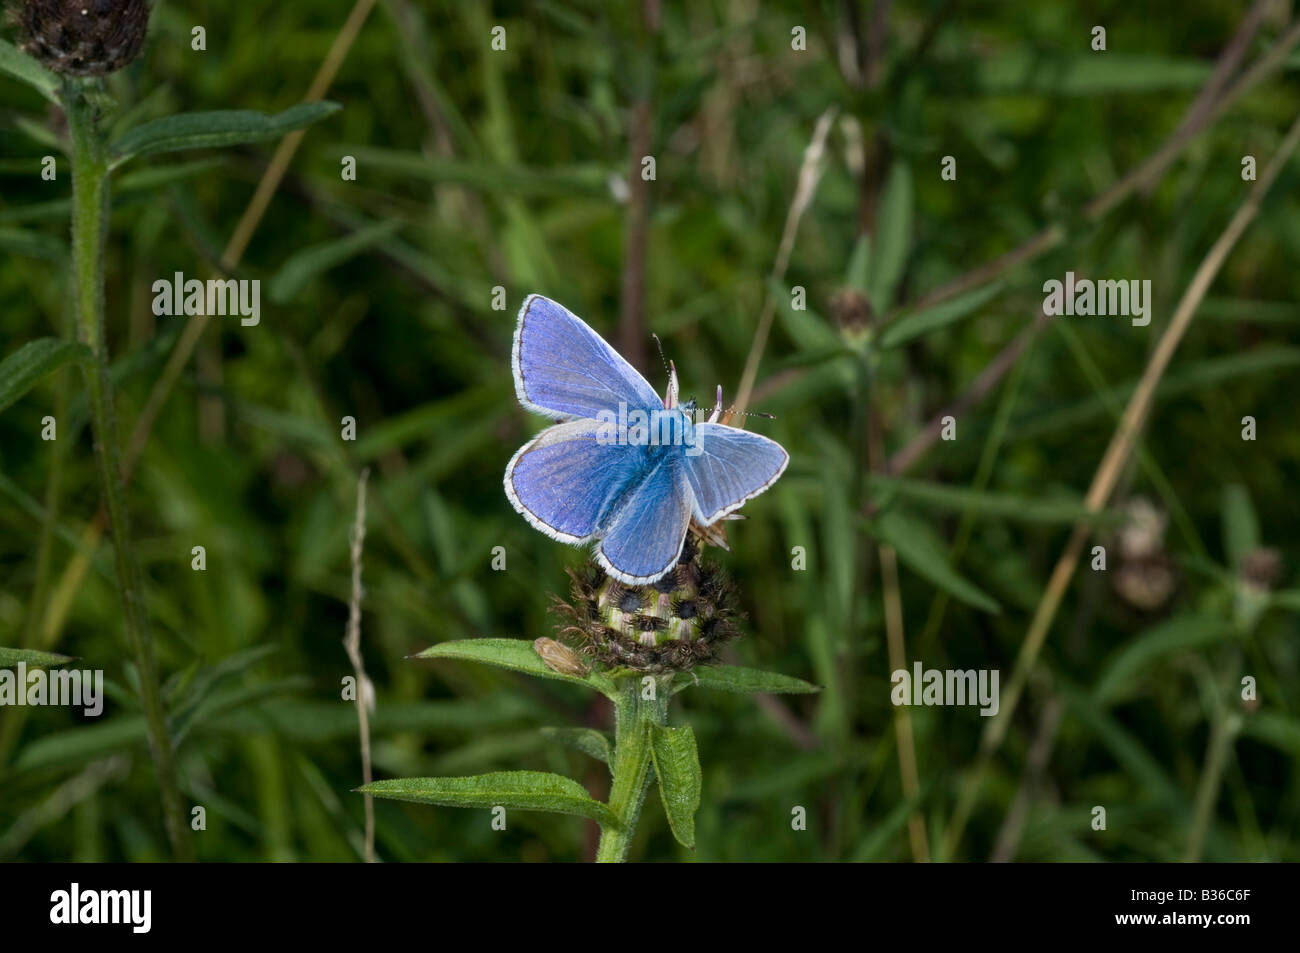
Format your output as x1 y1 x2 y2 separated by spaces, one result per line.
13 0 151 77
533 637 590 678
1240 547 1282 593
1118 497 1167 562
550 533 743 674
830 288 873 338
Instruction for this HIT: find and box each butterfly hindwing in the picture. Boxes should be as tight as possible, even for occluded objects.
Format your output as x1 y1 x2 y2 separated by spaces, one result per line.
505 418 649 543
596 457 693 585
513 294 663 421
683 422 789 525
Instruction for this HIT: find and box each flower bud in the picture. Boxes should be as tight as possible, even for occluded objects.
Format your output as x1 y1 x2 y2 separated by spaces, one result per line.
552 534 741 673
14 0 151 77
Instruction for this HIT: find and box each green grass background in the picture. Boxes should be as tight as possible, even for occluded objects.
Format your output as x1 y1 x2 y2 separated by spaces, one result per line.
1 0 1298 861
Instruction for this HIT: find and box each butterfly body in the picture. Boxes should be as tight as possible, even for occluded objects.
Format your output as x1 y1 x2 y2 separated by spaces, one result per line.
506 295 788 585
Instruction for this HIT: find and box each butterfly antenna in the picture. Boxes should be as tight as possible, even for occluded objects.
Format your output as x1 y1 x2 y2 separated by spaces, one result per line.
650 332 671 380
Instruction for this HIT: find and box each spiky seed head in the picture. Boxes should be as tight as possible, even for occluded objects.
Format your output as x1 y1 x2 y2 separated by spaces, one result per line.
550 533 743 674
12 0 151 77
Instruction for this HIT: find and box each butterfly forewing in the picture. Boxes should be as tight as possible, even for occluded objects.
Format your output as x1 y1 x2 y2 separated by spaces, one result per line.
513 295 662 420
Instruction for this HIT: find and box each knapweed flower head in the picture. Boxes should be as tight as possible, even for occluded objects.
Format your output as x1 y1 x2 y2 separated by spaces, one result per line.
551 533 742 674
12 0 150 77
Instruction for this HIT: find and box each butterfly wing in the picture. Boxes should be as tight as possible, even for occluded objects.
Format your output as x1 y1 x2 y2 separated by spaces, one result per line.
683 422 789 524
596 457 693 585
505 419 648 543
513 294 663 420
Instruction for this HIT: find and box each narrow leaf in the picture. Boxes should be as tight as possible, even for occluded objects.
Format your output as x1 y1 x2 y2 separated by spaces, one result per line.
683 664 820 695
414 638 615 694
871 509 1001 614
1094 614 1230 705
110 102 341 169
359 771 617 826
870 475 1117 525
868 161 912 313
270 220 402 304
541 726 613 767
0 37 58 103
0 338 92 416
844 234 871 293
880 280 1003 349
1221 485 1259 572
0 226 66 262
650 724 702 849
0 646 73 667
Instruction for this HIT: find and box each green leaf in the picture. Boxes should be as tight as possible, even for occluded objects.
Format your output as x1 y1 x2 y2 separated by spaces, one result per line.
343 145 611 199
868 161 912 313
110 102 341 170
13 717 148 774
359 771 617 826
871 508 1001 614
852 785 932 861
879 280 1003 350
269 220 402 304
683 664 820 695
1221 484 1259 572
540 726 613 767
0 37 58 103
768 279 844 353
0 227 66 262
1242 712 1300 756
870 475 1117 525
0 338 92 416
844 234 871 293
1093 614 1230 705
650 723 702 849
414 638 615 695
0 646 73 667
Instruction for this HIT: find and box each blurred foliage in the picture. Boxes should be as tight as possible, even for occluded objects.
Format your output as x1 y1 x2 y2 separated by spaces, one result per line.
1 0 1299 862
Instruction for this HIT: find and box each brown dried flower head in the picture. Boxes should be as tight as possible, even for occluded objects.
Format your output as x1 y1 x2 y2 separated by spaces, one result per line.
550 534 743 674
13 0 151 77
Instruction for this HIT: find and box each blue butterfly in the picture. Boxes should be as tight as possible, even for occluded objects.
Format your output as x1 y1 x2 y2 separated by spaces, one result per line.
505 294 789 585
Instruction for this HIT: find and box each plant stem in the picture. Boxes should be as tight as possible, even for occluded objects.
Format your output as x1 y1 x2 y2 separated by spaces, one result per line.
64 81 191 862
596 676 666 863
1184 711 1241 863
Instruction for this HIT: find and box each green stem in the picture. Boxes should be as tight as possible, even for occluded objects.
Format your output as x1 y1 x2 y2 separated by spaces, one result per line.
596 676 666 863
63 81 191 862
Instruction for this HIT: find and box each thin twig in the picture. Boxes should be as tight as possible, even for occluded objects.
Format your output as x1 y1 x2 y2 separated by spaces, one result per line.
1185 710 1243 862
989 694 1063 863
880 541 930 861
943 107 1300 859
734 107 837 414
617 0 660 372
1142 0 1272 197
344 468 375 864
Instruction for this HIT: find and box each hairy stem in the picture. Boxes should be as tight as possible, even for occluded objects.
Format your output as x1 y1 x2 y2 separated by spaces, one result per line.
596 677 666 863
64 81 191 861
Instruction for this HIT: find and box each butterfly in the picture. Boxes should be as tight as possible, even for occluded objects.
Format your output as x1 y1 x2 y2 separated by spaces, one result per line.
505 294 788 585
